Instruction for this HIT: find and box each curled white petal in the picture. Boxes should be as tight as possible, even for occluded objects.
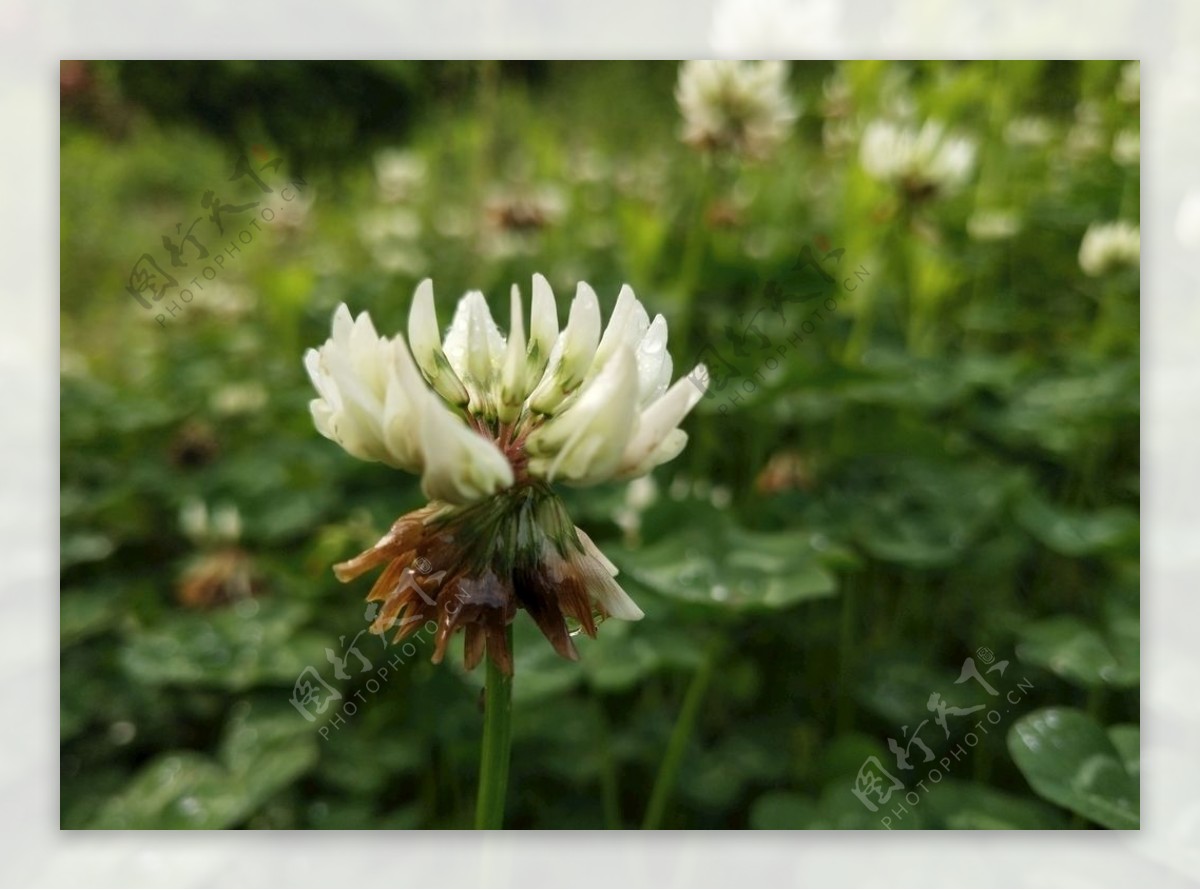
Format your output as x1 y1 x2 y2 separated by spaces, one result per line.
527 273 558 384
408 279 469 406
618 428 688 480
418 397 514 504
618 365 707 475
526 346 639 484
592 284 650 377
575 527 643 620
528 281 601 413
442 290 506 414
634 314 673 406
498 284 528 423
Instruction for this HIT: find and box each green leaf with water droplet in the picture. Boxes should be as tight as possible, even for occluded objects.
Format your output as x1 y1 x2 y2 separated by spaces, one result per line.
89 700 319 829
1007 707 1139 829
1016 615 1138 689
89 753 243 829
1016 584 1138 689
119 599 328 691
611 517 837 612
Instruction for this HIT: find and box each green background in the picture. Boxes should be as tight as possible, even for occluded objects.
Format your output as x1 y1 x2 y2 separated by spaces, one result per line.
60 60 1139 830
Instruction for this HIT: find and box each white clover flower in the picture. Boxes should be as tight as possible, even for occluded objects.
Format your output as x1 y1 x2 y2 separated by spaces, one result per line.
306 277 707 673
307 277 703 503
1078 221 1140 277
860 119 977 197
675 60 798 159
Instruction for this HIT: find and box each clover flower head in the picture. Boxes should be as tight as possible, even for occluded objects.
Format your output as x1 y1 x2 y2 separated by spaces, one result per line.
305 277 707 672
860 118 977 198
675 60 798 159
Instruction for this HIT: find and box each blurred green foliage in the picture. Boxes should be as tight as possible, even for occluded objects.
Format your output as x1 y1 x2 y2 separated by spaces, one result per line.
61 60 1138 829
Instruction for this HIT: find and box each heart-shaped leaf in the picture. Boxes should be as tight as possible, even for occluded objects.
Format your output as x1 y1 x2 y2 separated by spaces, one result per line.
1007 707 1139 829
612 515 838 612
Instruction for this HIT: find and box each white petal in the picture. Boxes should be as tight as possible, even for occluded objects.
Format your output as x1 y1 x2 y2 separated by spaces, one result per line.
575 525 618 576
585 571 644 621
309 397 336 440
349 310 383 394
593 284 649 376
572 531 643 620
527 273 558 384
618 366 706 473
498 284 528 423
303 348 336 406
418 398 513 504
617 428 688 479
526 346 638 485
528 281 601 414
331 302 354 347
380 365 422 472
634 314 672 406
408 279 469 406
442 290 505 413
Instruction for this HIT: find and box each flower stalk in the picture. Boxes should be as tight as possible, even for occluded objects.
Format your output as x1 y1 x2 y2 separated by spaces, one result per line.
475 624 514 830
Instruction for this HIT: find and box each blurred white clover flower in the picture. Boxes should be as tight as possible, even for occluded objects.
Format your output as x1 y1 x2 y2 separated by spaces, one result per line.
305 278 707 672
374 148 427 203
210 381 268 417
859 119 977 198
675 60 798 159
1078 221 1140 277
967 209 1021 242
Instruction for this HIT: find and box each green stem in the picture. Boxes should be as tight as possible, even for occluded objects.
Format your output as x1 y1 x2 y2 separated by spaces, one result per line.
595 700 622 830
641 640 719 830
474 625 514 830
